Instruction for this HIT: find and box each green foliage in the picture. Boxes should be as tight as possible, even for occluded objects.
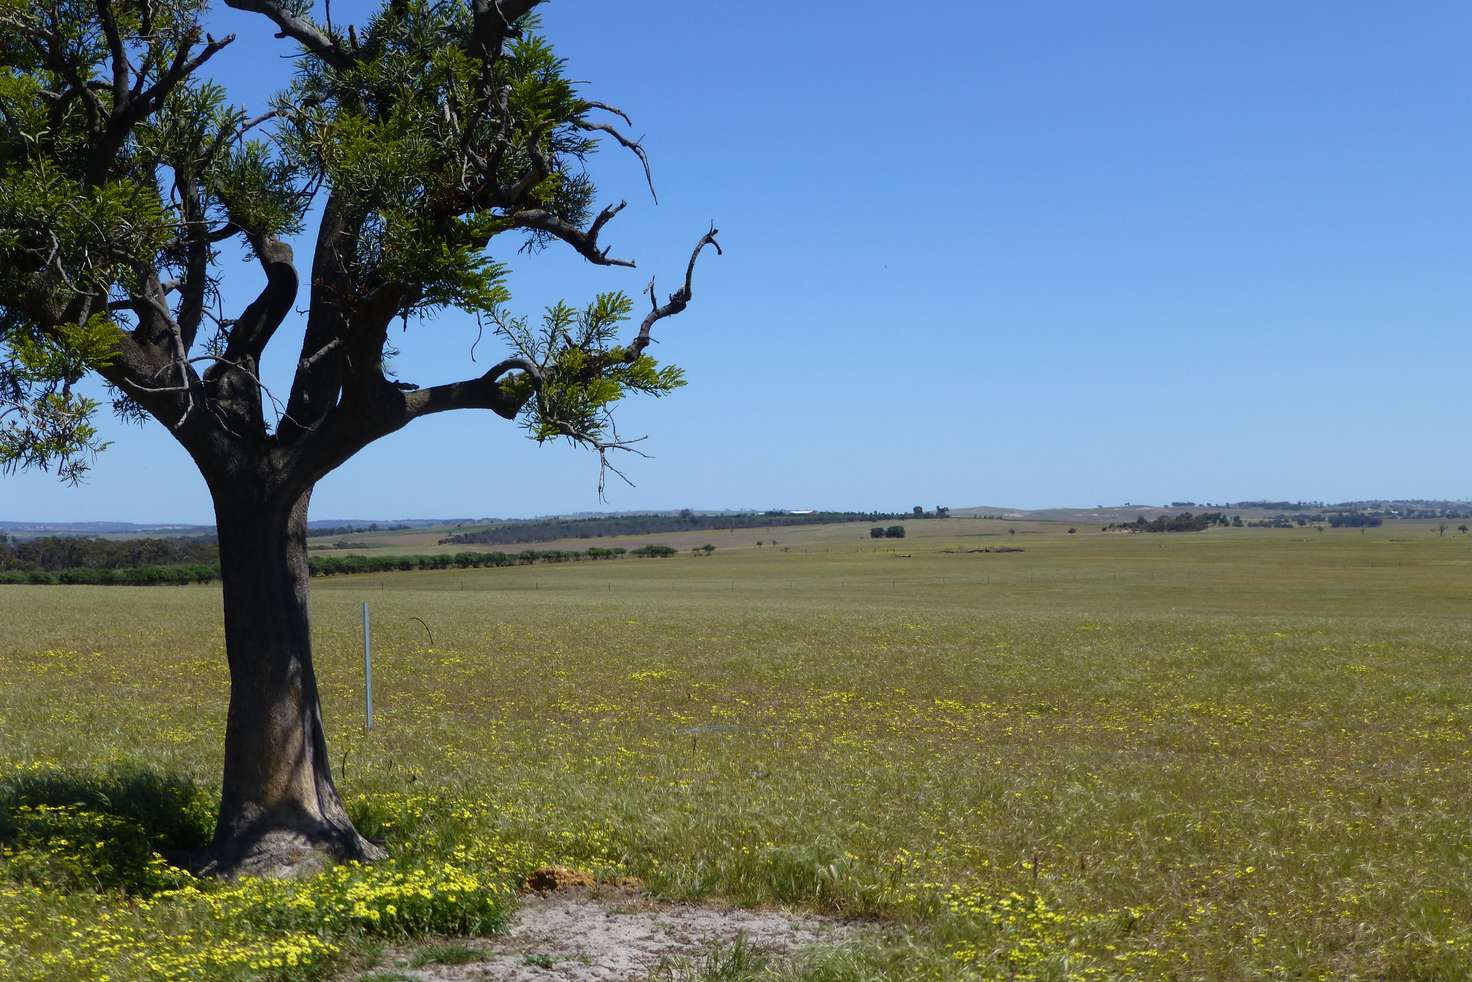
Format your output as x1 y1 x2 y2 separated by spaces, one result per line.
0 0 697 483
650 936 772 982
0 767 214 894
209 142 308 245
490 292 685 451
277 4 596 320
407 943 484 968
0 0 296 478
0 773 520 979
1 314 120 482
0 534 217 573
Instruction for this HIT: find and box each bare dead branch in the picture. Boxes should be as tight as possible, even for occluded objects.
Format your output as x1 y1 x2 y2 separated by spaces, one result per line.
506 204 635 268
580 100 633 127
297 337 344 374
576 120 657 203
534 408 651 501
631 225 722 357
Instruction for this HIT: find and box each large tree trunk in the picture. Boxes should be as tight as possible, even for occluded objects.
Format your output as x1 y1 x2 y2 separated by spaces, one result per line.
202 484 383 876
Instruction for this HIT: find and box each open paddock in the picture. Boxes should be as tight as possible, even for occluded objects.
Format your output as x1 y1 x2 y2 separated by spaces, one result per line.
3 522 1472 978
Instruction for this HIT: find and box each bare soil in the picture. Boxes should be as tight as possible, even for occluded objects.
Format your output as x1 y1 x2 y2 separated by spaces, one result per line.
360 879 860 981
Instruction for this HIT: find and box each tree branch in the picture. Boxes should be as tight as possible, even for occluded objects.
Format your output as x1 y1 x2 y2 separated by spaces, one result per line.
402 357 539 422
278 195 357 439
13 18 103 135
86 30 236 187
95 0 130 106
277 355 538 496
469 0 543 60
137 32 235 115
222 0 352 69
173 175 210 351
576 119 657 203
221 235 298 362
297 338 344 375
631 226 722 357
507 203 636 268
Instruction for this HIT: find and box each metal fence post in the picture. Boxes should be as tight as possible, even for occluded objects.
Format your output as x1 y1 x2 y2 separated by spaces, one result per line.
362 601 373 730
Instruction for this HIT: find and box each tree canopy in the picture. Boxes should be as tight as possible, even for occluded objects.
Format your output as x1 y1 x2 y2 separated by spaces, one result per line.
0 0 718 492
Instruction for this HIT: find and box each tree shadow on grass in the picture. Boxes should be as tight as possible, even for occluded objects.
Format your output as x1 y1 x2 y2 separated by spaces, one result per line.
0 767 216 894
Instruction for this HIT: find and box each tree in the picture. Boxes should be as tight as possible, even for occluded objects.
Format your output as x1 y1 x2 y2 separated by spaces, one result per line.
913 505 924 517
0 0 719 874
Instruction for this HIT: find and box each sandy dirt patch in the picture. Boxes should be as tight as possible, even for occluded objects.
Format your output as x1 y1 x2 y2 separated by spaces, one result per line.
362 887 860 980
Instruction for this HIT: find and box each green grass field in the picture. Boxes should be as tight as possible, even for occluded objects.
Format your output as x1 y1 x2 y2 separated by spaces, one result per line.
4 519 1472 979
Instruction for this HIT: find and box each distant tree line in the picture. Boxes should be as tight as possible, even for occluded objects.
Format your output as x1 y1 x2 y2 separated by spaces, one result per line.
0 534 218 572
1104 512 1228 533
1321 500 1472 519
1165 500 1472 520
1245 515 1310 528
1326 513 1383 528
0 544 681 586
305 523 412 539
440 510 908 546
1224 500 1323 512
0 563 220 585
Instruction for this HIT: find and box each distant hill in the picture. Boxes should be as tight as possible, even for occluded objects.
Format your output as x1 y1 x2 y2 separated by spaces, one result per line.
0 521 214 539
0 518 465 540
10 499 1472 541
954 500 1472 524
439 510 905 547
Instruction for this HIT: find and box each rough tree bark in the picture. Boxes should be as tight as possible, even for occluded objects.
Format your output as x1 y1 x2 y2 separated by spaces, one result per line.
202 482 384 874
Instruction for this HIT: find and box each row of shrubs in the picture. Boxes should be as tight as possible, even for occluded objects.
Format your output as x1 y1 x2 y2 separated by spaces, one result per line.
0 564 219 586
0 544 681 586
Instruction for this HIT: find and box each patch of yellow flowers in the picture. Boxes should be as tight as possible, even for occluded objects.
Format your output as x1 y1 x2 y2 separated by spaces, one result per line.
941 885 1158 980
0 791 553 980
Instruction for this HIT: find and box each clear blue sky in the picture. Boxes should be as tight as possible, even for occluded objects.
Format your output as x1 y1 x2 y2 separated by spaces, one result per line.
6 1 1471 522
